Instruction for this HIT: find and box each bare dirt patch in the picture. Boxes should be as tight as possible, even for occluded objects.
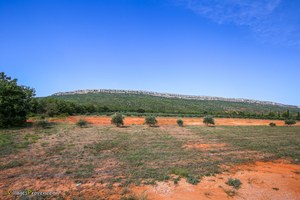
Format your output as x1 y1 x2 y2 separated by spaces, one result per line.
131 160 300 200
183 142 227 150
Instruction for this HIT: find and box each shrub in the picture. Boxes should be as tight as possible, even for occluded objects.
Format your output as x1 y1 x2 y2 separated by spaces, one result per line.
145 116 157 126
226 178 242 189
76 119 88 128
111 113 124 127
285 119 296 126
203 115 215 126
186 175 200 185
177 119 184 127
34 120 51 129
269 122 276 127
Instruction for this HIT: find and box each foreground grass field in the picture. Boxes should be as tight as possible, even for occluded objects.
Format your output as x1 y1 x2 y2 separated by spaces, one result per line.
0 123 299 199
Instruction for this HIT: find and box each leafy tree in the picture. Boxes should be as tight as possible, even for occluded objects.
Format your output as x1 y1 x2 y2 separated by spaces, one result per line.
45 101 59 117
282 109 290 119
111 113 124 127
145 116 157 126
177 119 184 127
0 72 35 127
203 115 215 126
297 112 300 120
285 119 296 126
268 112 276 117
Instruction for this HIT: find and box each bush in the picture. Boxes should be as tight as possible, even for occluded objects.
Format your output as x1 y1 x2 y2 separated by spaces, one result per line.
269 122 276 127
34 120 51 129
226 178 242 189
177 119 184 127
145 116 157 126
186 175 200 185
285 119 296 126
76 119 88 128
203 115 215 126
111 113 124 127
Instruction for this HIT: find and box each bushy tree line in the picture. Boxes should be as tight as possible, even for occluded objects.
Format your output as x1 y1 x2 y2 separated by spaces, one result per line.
30 98 111 117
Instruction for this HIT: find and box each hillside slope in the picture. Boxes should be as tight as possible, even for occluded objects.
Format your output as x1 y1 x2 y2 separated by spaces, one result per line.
49 89 300 115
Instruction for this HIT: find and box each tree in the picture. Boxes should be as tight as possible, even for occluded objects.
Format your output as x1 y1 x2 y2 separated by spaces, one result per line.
45 101 59 117
145 116 157 127
268 112 276 118
285 119 296 126
111 113 124 127
203 115 215 126
177 119 184 127
0 72 35 127
282 109 290 119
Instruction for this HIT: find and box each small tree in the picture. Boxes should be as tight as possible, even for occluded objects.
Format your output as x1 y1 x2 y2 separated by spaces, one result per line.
76 119 88 128
203 115 215 126
177 119 184 127
145 116 157 127
269 122 276 127
111 113 124 127
285 119 296 126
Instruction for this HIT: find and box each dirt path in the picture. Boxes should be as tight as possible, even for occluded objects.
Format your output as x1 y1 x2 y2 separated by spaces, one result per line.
47 116 300 126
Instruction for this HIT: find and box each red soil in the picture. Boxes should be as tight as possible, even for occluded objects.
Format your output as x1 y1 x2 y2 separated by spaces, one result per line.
131 160 300 200
2 160 299 199
45 116 300 126
183 143 227 150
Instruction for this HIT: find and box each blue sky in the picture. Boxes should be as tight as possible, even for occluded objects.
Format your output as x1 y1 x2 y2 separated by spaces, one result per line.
0 0 299 105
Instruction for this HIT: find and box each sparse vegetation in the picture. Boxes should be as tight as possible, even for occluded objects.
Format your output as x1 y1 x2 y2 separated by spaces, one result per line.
177 118 184 127
145 116 157 126
203 115 215 126
0 160 23 170
189 126 300 162
34 120 51 129
1 123 300 198
111 113 125 127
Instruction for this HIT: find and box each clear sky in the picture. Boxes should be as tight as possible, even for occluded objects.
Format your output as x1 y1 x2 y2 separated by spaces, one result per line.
1 0 299 105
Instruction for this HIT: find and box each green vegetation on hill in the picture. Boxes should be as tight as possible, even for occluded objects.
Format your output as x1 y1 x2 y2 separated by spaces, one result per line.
45 93 300 119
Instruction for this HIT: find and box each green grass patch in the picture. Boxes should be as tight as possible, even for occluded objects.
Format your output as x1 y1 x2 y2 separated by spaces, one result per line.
189 126 300 163
0 130 41 156
73 164 95 179
0 160 24 170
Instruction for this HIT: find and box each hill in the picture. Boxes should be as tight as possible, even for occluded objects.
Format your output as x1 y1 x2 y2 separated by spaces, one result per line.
48 89 300 118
